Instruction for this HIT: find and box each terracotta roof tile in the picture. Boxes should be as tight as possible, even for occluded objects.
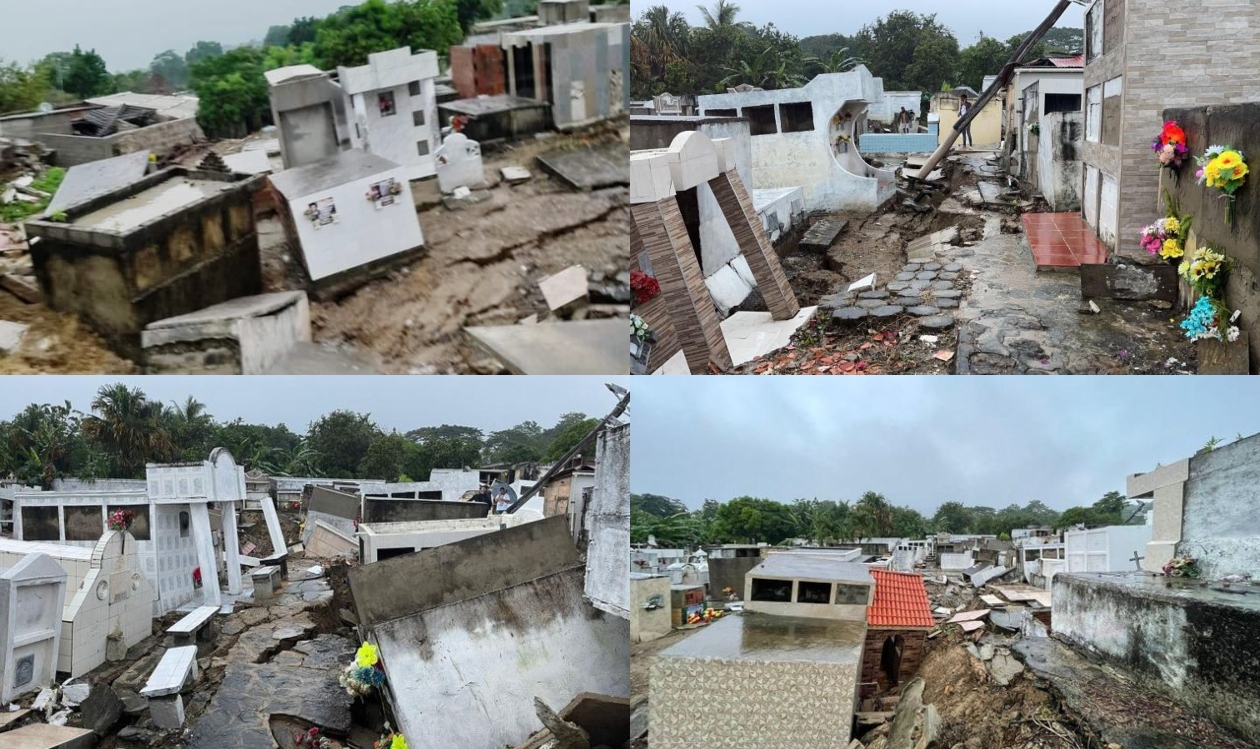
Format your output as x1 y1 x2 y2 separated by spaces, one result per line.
867 569 935 628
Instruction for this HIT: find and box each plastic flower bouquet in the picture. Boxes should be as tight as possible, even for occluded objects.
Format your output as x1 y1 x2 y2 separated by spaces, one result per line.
339 641 387 697
1196 145 1249 223
1162 555 1200 578
107 509 135 531
630 270 661 305
1177 245 1232 298
1179 296 1240 343
1151 121 1189 173
631 313 651 343
1140 191 1194 262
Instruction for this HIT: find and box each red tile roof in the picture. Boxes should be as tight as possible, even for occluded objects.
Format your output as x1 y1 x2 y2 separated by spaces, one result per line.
867 569 935 628
1050 55 1085 68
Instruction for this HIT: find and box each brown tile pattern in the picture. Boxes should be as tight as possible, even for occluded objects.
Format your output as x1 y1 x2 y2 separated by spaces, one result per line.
630 199 732 373
709 169 800 321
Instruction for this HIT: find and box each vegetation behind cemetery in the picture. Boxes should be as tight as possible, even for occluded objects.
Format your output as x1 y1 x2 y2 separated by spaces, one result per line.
1 383 601 488
630 1 1084 100
631 489 1142 547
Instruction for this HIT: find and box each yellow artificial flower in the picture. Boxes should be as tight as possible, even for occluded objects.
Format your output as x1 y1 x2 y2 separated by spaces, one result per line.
1164 217 1181 235
1218 151 1241 168
391 734 409 749
1201 260 1220 279
356 642 379 668
1179 260 1191 276
1160 239 1183 259
1191 262 1208 279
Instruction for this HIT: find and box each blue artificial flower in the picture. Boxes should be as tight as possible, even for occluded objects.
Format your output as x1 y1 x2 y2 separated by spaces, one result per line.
1180 296 1219 340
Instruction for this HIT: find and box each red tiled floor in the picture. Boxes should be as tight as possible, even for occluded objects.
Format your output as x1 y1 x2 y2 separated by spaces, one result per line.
1022 212 1112 269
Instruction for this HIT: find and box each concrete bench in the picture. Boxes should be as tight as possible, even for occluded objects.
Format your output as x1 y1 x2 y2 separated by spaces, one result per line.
251 565 282 601
260 550 289 578
140 645 199 729
166 604 219 648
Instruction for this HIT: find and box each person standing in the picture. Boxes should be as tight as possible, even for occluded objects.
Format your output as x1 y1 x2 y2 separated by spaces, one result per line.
494 487 513 514
959 96 974 148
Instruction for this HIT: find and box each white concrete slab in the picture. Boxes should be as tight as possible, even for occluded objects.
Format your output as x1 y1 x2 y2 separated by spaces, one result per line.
0 320 28 352
0 723 95 749
140 645 198 697
167 604 218 635
538 265 588 310
653 306 817 374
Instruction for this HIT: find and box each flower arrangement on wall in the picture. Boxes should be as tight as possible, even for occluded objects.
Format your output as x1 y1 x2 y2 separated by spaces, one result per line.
108 509 135 531
631 313 652 343
1140 193 1194 262
1162 555 1200 578
373 733 408 749
339 641 387 697
1195 145 1249 224
1151 121 1189 175
630 270 661 305
295 727 333 749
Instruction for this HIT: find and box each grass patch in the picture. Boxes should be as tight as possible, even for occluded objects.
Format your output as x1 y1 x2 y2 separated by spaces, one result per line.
1 167 67 224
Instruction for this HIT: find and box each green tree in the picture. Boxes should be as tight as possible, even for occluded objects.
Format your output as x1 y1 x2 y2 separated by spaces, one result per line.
631 492 689 519
79 384 175 478
109 70 150 94
288 16 321 45
712 496 797 544
541 416 600 462
358 432 412 482
0 60 47 114
0 403 90 489
1014 26 1083 55
189 47 269 137
306 410 382 477
851 491 895 538
150 49 190 87
958 35 1008 92
453 0 503 32
853 11 960 92
163 396 216 460
404 434 482 480
484 420 544 463
313 0 463 69
697 0 742 30
805 47 864 75
185 41 224 66
264 25 293 48
890 505 928 539
63 45 111 98
1004 33 1049 64
932 500 972 533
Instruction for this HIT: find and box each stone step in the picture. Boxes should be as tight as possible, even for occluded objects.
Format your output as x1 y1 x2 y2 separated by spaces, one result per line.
799 218 848 251
0 723 96 749
0 708 31 732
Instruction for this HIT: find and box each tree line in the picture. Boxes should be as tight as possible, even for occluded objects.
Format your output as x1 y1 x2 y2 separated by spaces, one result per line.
631 489 1140 549
1 383 599 489
0 0 523 136
631 1 1083 103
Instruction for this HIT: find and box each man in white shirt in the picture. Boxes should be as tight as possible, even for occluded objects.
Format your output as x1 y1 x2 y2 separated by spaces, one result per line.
494 487 513 514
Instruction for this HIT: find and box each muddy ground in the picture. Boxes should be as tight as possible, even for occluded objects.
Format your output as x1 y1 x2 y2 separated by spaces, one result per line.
735 153 1197 375
0 120 629 374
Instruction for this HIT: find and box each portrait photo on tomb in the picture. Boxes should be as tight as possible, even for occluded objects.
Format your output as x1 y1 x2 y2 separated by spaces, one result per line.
629 375 1260 749
0 374 631 748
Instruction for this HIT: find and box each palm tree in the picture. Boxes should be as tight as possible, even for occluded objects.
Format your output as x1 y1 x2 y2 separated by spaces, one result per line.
852 491 895 539
632 5 692 97
697 0 740 30
164 396 214 459
80 384 175 478
805 47 864 75
719 46 803 90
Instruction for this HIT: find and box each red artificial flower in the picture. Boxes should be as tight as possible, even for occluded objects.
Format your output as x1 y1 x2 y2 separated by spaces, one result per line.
630 270 662 305
1161 121 1186 146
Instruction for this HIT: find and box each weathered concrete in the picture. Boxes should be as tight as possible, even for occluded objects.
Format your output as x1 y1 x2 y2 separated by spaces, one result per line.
1052 571 1260 743
141 291 311 375
630 574 671 643
0 553 67 703
586 422 629 618
1179 433 1260 579
361 497 487 524
465 319 627 375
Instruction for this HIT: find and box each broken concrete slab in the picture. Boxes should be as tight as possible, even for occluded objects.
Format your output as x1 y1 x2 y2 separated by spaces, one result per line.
1 273 43 304
466 318 626 374
0 724 96 749
44 150 151 217
539 265 589 311
220 150 272 176
501 166 532 184
537 144 628 191
141 291 311 375
0 319 28 352
1079 263 1178 302
946 609 990 624
654 306 818 373
799 218 848 251
260 341 380 374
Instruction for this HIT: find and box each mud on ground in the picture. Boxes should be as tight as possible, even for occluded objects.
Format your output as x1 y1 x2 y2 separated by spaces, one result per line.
288 119 631 374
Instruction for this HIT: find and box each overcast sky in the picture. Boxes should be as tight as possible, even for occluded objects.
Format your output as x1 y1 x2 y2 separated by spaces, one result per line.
0 376 629 435
5 0 355 71
641 0 1084 46
631 378 1259 515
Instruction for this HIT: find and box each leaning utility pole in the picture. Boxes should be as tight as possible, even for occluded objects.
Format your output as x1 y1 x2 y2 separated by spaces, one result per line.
914 0 1074 181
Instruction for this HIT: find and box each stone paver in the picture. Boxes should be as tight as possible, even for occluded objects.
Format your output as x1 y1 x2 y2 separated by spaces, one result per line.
871 305 904 318
923 262 942 271
915 271 937 281
932 289 963 299
887 281 910 292
833 308 868 322
944 263 963 272
895 272 916 281
919 315 955 330
931 280 954 290
939 272 959 281
856 299 887 309
858 290 890 299
896 296 925 307
935 299 960 309
907 306 941 316
908 279 931 290
902 264 921 272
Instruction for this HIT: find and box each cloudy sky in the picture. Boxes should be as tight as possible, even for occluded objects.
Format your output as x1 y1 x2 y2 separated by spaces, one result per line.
631 377 1260 515
0 376 629 435
642 0 1084 46
5 0 354 71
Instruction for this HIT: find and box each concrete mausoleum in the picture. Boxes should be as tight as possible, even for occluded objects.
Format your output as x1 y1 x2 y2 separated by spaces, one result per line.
697 68 897 214
0 553 67 703
339 47 441 181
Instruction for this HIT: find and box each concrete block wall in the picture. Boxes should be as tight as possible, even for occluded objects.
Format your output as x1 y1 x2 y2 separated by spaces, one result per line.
861 124 940 153
113 118 204 155
37 133 116 167
1084 0 1260 257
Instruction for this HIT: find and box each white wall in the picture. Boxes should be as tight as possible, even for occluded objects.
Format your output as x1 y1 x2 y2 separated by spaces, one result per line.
358 511 545 564
939 552 975 571
288 164 424 281
1065 525 1152 573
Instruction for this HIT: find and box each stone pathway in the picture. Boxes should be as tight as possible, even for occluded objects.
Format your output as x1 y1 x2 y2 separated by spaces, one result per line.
819 258 966 334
